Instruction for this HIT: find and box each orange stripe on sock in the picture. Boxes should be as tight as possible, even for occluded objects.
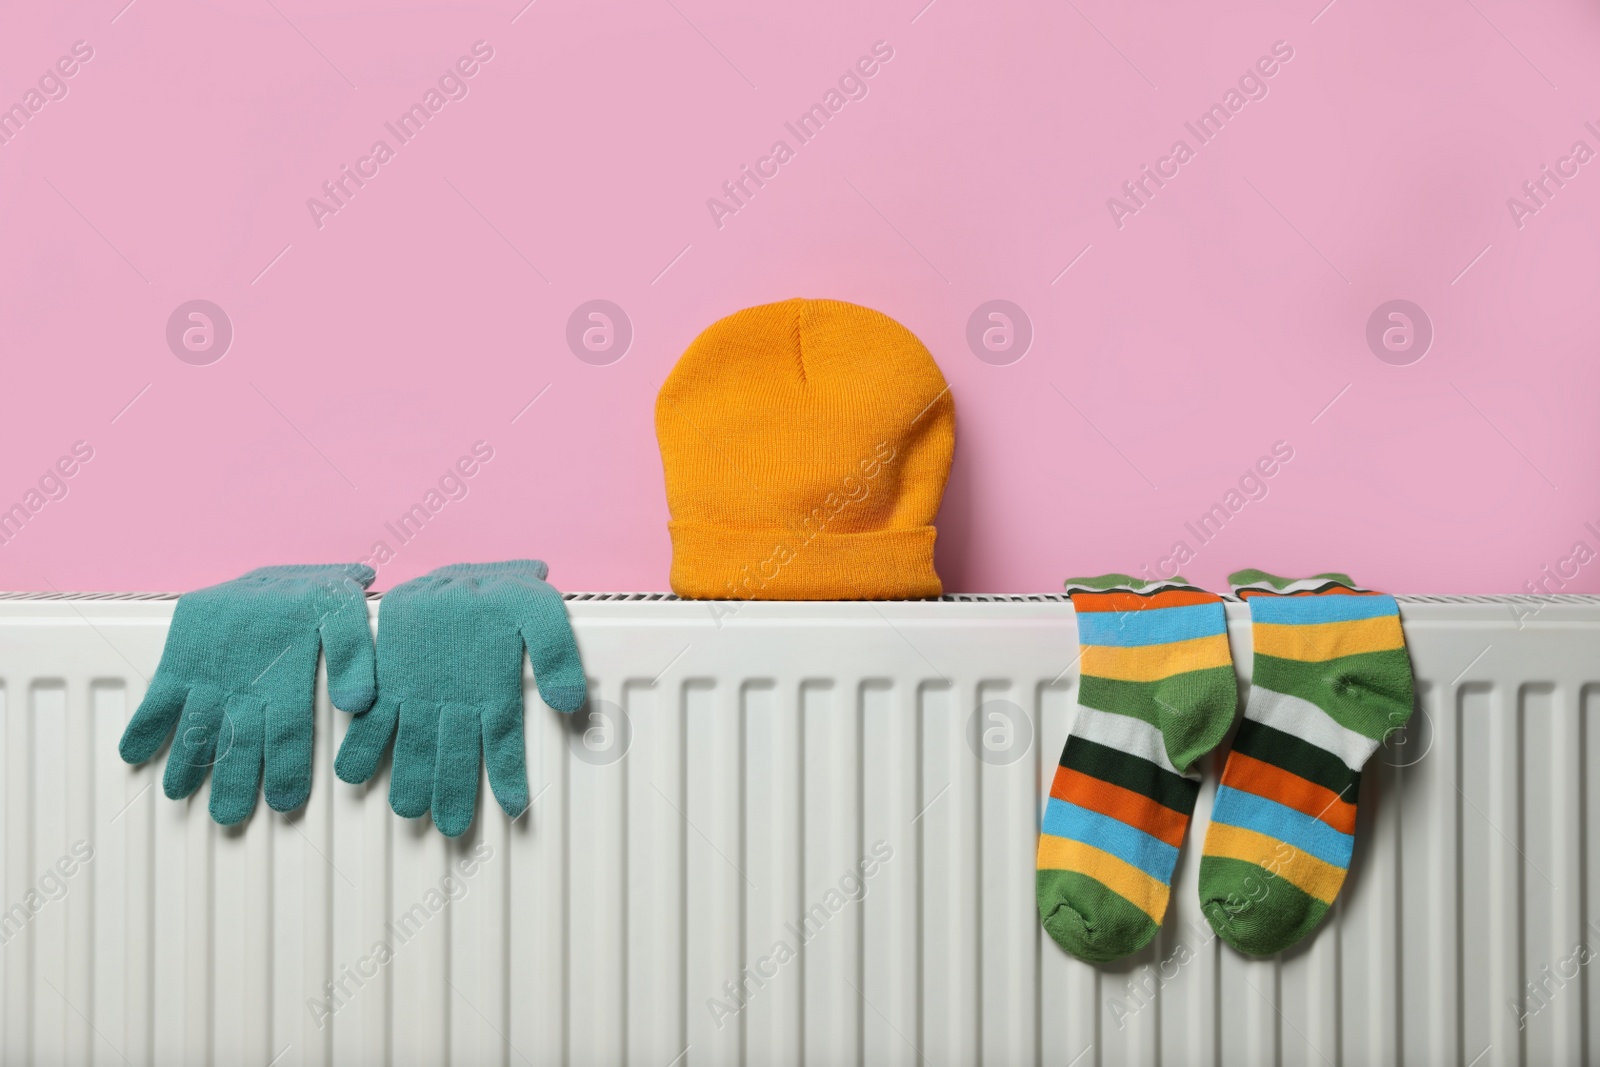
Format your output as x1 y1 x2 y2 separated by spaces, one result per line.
1051 767 1190 848
1220 751 1358 834
1072 589 1220 612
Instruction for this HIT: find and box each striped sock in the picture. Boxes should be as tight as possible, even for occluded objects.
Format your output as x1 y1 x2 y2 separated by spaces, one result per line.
1038 574 1238 963
1198 569 1415 955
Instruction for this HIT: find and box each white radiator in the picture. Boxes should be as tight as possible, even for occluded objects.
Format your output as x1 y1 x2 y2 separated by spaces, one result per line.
0 593 1597 1067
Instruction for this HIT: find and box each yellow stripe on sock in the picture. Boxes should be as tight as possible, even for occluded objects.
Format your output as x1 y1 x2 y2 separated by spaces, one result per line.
1202 822 1347 904
1251 615 1404 662
1037 834 1171 922
1079 633 1233 683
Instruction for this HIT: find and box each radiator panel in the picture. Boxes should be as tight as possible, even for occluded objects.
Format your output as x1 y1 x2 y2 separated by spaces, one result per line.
0 595 1596 1067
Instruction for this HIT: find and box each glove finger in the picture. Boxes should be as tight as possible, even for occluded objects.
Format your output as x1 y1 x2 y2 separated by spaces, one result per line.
389 700 440 820
520 598 587 713
481 701 529 822
119 675 189 764
210 694 266 826
163 686 226 800
263 685 316 813
335 693 399 785
432 702 483 838
320 595 376 713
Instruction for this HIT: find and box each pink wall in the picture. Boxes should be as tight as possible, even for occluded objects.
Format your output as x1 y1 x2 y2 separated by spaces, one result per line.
3 0 1598 595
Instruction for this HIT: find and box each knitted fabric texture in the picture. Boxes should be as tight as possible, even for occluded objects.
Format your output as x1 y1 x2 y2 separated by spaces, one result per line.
1198 569 1414 955
119 563 377 826
1037 574 1237 962
655 298 955 600
334 560 586 838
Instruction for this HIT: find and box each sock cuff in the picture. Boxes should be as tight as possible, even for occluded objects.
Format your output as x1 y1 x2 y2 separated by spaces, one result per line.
1064 573 1219 601
1228 569 1368 599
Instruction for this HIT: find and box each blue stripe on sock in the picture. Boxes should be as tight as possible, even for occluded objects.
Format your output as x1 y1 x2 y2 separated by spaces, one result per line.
1209 786 1355 868
1075 601 1228 647
1246 593 1398 625
1042 798 1179 882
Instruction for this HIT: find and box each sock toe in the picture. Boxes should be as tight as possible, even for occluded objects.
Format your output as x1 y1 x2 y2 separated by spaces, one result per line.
1198 856 1331 956
1038 870 1160 963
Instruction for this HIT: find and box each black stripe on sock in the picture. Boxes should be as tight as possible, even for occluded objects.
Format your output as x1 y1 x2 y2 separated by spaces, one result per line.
1059 735 1200 815
1230 718 1361 801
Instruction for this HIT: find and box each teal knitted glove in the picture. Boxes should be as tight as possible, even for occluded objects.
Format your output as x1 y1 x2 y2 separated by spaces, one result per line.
334 560 586 837
119 564 377 825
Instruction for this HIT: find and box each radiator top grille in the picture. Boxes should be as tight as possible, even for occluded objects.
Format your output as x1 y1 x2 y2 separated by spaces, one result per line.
0 590 1596 605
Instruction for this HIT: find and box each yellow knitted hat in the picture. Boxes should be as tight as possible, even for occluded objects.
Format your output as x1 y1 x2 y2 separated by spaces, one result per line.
656 298 955 601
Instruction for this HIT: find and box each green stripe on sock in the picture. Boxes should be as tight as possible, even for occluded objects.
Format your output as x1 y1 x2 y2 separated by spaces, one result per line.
1079 675 1167 728
1250 649 1414 741
1230 719 1360 800
1197 855 1330 956
1037 869 1161 963
1079 666 1238 771
1060 735 1200 814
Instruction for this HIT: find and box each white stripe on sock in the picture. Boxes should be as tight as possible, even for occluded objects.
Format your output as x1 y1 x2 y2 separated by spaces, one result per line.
1244 686 1380 771
1070 704 1194 779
